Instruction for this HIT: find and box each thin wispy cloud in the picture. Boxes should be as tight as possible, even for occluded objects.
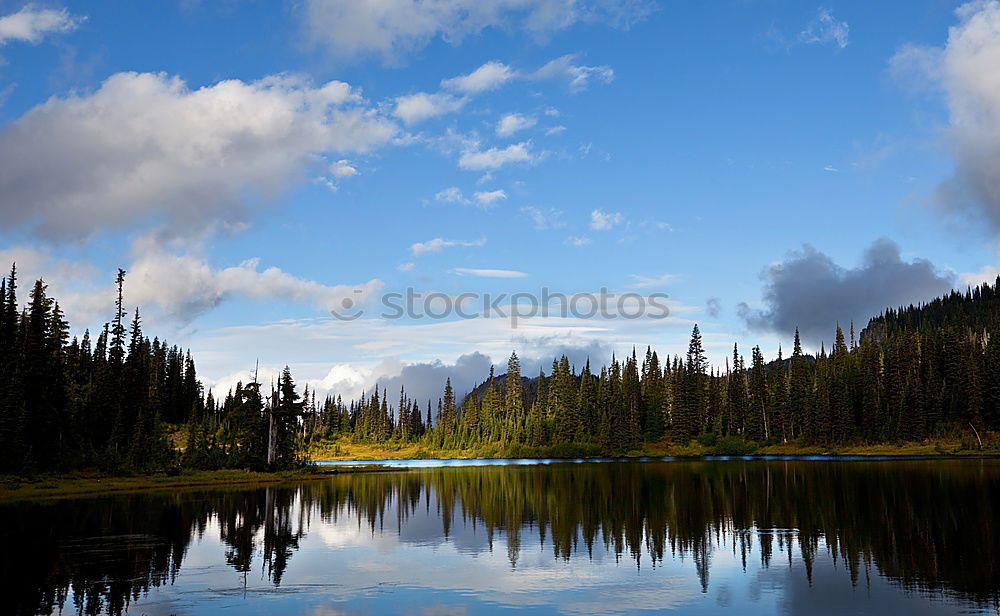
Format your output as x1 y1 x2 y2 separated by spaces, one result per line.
410 237 487 256
0 5 83 45
797 7 849 49
590 209 624 231
474 189 507 207
521 206 565 230
458 141 539 171
450 267 528 278
628 273 678 289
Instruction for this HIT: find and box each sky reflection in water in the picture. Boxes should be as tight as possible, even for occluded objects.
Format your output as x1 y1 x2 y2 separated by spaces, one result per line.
3 460 998 616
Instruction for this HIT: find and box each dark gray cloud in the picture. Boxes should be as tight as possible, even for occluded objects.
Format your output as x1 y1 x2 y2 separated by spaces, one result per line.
375 352 493 409
890 2 1000 234
371 338 615 414
510 337 613 376
739 238 955 346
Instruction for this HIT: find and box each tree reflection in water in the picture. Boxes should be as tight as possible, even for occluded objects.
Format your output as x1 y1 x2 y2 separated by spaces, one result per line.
1 460 998 616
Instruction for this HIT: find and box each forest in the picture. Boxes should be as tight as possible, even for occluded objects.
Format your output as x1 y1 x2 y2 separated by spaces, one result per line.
1 262 998 475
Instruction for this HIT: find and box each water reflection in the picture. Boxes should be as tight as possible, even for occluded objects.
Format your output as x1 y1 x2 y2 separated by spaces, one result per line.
2 460 998 615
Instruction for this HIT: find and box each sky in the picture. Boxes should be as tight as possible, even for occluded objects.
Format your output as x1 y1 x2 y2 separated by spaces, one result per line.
1 0 999 404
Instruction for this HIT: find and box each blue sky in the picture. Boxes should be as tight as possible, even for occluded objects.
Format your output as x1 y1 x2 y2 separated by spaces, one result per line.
1 0 997 402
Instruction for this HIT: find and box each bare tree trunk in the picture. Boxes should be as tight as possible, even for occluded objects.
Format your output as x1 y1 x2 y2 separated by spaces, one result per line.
267 410 277 466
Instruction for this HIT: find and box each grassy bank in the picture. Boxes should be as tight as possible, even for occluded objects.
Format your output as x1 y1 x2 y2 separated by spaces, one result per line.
0 465 399 503
309 435 999 461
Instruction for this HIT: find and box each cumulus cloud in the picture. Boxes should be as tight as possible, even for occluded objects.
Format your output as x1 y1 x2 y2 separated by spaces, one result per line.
797 8 849 49
300 0 655 61
0 242 384 327
891 1 1000 234
458 141 538 170
0 5 82 45
738 238 955 346
442 60 515 93
496 112 537 137
521 206 565 230
565 235 591 247
0 72 397 240
119 249 384 325
393 91 467 124
589 209 623 230
410 237 487 256
450 267 527 278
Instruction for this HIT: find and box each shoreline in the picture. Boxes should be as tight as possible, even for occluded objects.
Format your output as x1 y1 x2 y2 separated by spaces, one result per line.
4 447 997 502
0 466 398 503
306 438 997 462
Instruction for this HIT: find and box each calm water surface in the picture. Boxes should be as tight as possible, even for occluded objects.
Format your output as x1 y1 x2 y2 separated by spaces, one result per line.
3 459 999 615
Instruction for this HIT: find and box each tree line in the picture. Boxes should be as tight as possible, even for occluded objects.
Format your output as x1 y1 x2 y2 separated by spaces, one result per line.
311 279 1000 453
0 264 306 474
2 263 998 474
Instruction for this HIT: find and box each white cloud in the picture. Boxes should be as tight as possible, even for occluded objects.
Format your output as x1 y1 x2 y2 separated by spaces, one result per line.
520 206 565 230
393 91 467 124
435 186 469 204
823 165 840 172
119 249 384 324
798 8 849 49
442 60 515 93
0 72 397 240
589 209 623 230
434 187 506 208
398 262 416 272
960 265 1000 287
450 267 527 278
473 189 507 206
565 235 591 247
458 141 538 170
410 237 487 256
330 159 359 178
496 112 537 137
545 125 566 136
628 273 678 289
529 54 614 91
300 0 655 61
0 5 82 45
0 242 384 327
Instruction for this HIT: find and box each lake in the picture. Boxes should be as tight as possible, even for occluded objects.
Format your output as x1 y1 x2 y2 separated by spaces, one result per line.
2 459 998 615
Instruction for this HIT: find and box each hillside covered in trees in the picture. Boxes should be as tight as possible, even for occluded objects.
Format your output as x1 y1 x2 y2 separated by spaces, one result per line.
315 278 1000 454
2 263 998 476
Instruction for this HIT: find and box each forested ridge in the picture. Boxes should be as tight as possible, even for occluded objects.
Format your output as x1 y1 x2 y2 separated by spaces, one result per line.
1 264 998 475
311 277 1000 454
